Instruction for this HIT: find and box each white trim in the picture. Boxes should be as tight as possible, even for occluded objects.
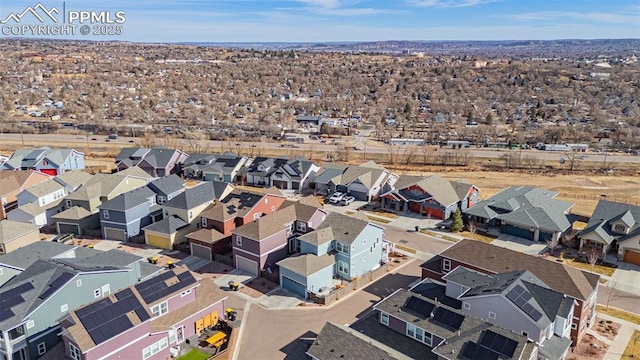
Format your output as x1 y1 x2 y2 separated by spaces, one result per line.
69 342 81 360
380 312 389 326
29 324 58 342
190 242 212 261
233 246 260 257
488 311 496 319
463 302 471 310
38 341 47 355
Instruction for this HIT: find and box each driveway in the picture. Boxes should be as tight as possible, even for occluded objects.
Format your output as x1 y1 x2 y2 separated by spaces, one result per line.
610 261 640 295
236 260 423 360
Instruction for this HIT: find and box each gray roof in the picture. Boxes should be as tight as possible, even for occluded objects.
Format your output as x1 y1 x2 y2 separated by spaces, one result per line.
0 241 75 270
316 212 372 245
65 172 148 201
389 174 466 207
314 167 346 185
277 253 334 277
579 200 640 245
54 170 93 190
12 198 64 216
22 178 64 197
464 186 573 232
163 181 216 210
232 202 324 240
307 322 408 360
538 334 573 360
99 186 157 211
0 220 40 243
143 215 189 234
1 147 82 171
52 248 142 271
147 174 185 196
52 206 93 221
340 164 386 188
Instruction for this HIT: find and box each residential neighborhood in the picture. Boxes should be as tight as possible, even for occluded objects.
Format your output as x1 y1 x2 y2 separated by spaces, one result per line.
0 145 638 360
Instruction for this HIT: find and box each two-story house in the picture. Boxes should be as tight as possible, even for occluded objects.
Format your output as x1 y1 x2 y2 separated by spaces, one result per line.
182 153 251 182
266 157 320 191
0 220 41 255
115 147 189 177
52 171 93 194
145 174 185 205
578 199 640 263
99 187 161 241
0 170 51 219
314 162 397 201
0 245 160 360
230 201 327 278
8 179 67 227
1 147 85 175
420 239 599 344
380 174 479 220
188 188 286 260
275 212 386 298
143 182 229 250
59 267 226 360
52 172 151 236
441 267 573 359
0 242 79 286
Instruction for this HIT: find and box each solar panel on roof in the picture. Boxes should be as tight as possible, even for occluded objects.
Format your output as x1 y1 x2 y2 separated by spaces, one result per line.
0 282 35 299
432 307 465 331
0 295 25 308
479 330 519 358
404 296 435 318
115 288 134 300
461 342 500 360
0 308 15 321
529 309 543 321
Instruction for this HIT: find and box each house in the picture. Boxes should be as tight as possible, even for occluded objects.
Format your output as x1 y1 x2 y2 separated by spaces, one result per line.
1 147 85 175
182 153 251 182
0 245 160 360
0 170 51 219
246 156 320 191
312 165 347 196
115 147 189 177
0 220 41 254
16 179 67 208
464 186 574 242
189 188 287 261
145 174 185 205
52 170 93 193
441 267 573 359
370 288 534 360
578 200 640 264
59 267 227 360
231 200 327 277
7 197 66 228
0 242 78 286
295 114 327 126
143 182 224 250
275 212 385 298
52 171 151 236
420 239 599 344
99 187 161 241
380 174 479 220
314 162 397 201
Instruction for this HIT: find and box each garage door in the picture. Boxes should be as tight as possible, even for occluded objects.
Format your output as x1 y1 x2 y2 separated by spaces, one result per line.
282 276 306 298
147 234 171 249
58 223 80 236
272 180 288 190
40 169 58 176
235 255 258 276
104 227 126 241
623 250 640 266
191 243 212 261
292 182 300 190
504 224 534 240
538 231 553 243
350 191 368 201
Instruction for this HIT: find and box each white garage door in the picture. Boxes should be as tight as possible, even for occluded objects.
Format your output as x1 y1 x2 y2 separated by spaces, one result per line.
104 227 126 241
235 255 258 276
191 243 212 261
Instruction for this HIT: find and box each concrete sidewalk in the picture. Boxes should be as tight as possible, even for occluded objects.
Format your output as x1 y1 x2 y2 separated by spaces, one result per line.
597 312 640 360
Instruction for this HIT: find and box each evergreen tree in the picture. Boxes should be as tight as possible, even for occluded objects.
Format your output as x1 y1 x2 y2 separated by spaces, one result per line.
450 209 464 233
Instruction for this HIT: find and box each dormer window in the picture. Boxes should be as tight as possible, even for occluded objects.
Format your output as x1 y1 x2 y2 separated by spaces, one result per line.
613 224 627 234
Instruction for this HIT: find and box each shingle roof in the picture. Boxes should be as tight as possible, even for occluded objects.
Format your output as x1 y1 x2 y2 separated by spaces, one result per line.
231 203 325 240
425 239 599 301
142 215 188 234
277 253 334 277
52 206 93 221
314 167 346 185
99 187 156 211
0 220 40 243
201 189 267 221
147 174 184 196
316 212 371 245
307 322 407 360
0 241 76 269
54 170 93 190
1 147 82 171
163 181 215 210
341 165 386 188
22 178 64 197
185 228 227 244
52 249 142 271
579 200 640 245
13 198 64 216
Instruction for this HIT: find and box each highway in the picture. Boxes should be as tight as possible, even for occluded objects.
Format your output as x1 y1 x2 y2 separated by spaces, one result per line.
1 132 638 164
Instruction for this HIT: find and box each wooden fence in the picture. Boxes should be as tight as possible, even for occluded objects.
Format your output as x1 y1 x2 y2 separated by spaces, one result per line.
214 254 233 266
308 263 390 306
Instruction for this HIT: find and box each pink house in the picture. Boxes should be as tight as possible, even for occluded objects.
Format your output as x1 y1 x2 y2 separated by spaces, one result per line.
59 267 227 360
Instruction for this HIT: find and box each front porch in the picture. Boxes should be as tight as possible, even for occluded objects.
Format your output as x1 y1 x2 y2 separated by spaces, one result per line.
380 196 445 219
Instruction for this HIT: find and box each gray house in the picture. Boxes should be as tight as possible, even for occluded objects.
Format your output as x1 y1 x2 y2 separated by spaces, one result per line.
0 244 160 360
99 187 161 241
464 186 574 242
0 147 85 175
146 174 185 205
115 147 189 177
182 153 251 182
52 170 93 193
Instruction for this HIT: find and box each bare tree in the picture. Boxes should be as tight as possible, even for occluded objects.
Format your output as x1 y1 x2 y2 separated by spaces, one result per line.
546 236 560 256
136 131 157 148
562 151 584 171
161 135 180 150
403 145 418 165
587 250 599 271
184 130 209 153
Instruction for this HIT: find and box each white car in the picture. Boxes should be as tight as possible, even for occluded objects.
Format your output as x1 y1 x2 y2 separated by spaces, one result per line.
341 196 355 206
328 192 344 204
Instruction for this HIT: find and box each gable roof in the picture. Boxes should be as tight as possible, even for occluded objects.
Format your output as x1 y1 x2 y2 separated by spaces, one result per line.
163 181 215 210
53 170 93 190
0 220 40 243
22 178 64 197
99 186 157 211
115 147 186 171
147 174 185 196
52 206 93 221
142 215 188 234
201 188 269 222
0 241 76 270
1 147 83 170
427 240 599 301
341 164 387 188
277 253 334 277
579 200 640 244
185 228 227 244
314 166 346 185
0 175 21 196
390 174 464 207
12 198 64 216
232 203 326 240
305 211 373 245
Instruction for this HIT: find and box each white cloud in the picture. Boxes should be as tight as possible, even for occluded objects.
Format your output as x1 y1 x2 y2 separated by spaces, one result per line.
505 11 640 25
409 0 495 8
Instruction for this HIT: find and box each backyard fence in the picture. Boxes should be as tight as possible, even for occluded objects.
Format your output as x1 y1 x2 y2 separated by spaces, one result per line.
214 253 233 266
308 263 390 306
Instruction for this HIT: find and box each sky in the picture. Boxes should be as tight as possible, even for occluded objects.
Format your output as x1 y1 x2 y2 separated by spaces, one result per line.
0 0 639 43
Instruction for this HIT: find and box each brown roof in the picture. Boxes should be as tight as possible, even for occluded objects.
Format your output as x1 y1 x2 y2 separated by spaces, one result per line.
0 170 50 196
433 239 599 301
0 176 20 196
200 189 267 222
185 228 227 244
231 203 325 240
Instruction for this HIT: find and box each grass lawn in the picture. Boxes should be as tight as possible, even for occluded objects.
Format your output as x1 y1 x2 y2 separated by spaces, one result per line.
572 221 588 231
177 349 211 360
564 258 617 277
366 215 392 224
344 210 355 215
460 231 496 244
370 210 398 219
622 330 640 359
419 229 460 242
597 305 640 325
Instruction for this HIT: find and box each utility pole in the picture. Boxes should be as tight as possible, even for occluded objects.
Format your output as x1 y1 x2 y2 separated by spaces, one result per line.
603 146 607 169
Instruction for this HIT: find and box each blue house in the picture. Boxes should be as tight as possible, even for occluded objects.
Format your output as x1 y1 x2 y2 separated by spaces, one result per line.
1 147 85 176
277 212 385 298
145 174 185 205
98 187 161 241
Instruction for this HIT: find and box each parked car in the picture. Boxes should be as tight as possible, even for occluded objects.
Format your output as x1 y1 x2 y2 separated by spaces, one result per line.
328 192 344 204
52 233 75 243
340 196 355 206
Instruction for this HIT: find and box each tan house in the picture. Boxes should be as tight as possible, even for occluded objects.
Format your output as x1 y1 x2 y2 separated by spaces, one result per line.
0 170 51 219
0 219 41 254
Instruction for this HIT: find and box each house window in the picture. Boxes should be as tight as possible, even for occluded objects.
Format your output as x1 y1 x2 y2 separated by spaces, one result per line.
488 311 496 319
61 304 69 312
76 279 82 287
463 302 471 310
614 224 626 233
180 289 192 297
158 196 166 204
338 261 349 274
151 301 169 317
38 342 47 355
202 217 208 227
296 222 307 232
381 312 389 326
336 243 349 255
26 320 35 329
522 331 528 338
571 323 578 330
168 329 176 343
236 236 242 246
443 259 451 272
66 199 72 208
69 343 81 360
148 197 156 206
142 337 169 359
101 284 111 295
406 323 424 342
363 257 366 263
189 211 193 219
103 209 109 219
253 212 262 220
424 332 433 347
94 288 101 298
